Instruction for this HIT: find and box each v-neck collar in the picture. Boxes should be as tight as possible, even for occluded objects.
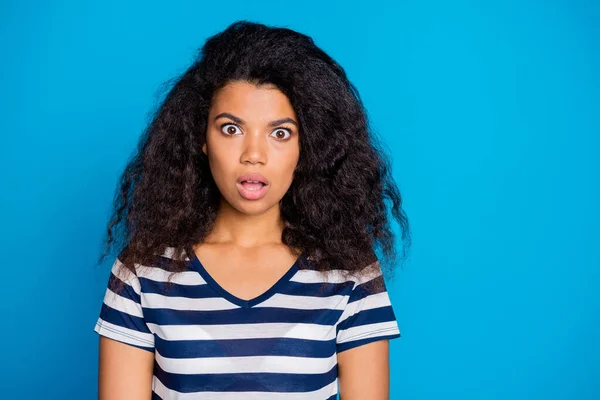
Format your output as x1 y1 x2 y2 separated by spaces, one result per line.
188 250 302 309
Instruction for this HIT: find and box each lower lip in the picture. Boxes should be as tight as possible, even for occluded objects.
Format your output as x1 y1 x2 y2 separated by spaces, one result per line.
236 182 269 200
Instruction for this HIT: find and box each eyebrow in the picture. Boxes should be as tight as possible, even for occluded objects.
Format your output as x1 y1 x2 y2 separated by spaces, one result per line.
214 112 298 128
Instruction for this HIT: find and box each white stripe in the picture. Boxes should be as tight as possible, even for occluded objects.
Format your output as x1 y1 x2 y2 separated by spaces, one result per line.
94 318 155 347
337 321 399 344
136 267 206 285
147 322 337 341
161 246 182 259
291 261 382 285
142 293 238 311
254 293 347 310
155 350 337 374
111 259 141 294
352 261 384 286
337 291 393 324
103 288 144 318
152 375 338 400
290 269 355 284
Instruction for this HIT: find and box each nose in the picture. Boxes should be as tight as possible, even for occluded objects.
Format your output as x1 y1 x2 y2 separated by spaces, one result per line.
240 129 267 165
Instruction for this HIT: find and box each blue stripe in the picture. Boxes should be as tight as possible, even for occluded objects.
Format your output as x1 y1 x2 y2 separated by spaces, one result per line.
347 275 386 303
143 306 343 326
284 280 354 298
154 361 338 393
154 335 337 358
337 305 397 332
110 272 141 304
99 303 153 335
139 277 217 298
155 255 188 270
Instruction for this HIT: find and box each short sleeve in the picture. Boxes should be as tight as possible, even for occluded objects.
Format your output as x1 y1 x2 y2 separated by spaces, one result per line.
336 261 401 353
93 257 155 352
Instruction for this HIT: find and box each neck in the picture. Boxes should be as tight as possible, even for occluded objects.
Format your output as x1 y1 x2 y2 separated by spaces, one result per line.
203 197 286 248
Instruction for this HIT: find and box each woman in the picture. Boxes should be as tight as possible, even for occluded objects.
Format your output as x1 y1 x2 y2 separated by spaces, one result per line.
94 20 411 399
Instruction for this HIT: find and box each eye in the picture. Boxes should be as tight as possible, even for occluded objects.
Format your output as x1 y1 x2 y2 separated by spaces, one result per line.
221 124 242 136
270 128 292 140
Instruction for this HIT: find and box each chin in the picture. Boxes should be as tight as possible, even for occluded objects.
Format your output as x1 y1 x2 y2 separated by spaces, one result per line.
221 193 274 214
236 201 278 216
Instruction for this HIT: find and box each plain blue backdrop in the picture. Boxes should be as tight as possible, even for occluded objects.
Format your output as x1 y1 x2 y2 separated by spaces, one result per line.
1 0 598 398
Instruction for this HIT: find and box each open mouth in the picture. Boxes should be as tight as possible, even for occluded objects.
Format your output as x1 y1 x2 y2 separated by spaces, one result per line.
237 180 270 200
240 180 267 191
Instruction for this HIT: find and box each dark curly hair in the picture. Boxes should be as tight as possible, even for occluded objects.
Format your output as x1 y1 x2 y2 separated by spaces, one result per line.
100 20 411 291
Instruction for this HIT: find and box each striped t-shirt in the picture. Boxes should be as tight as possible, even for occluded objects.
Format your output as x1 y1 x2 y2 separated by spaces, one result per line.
94 248 401 399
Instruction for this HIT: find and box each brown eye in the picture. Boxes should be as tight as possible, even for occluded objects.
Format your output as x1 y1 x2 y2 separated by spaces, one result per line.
221 124 242 135
271 128 291 140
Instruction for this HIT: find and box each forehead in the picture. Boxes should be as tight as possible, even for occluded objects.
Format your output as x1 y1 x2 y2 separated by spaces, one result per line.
210 81 297 121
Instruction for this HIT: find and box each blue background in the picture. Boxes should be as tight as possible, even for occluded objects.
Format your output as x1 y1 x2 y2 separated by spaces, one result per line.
1 0 598 398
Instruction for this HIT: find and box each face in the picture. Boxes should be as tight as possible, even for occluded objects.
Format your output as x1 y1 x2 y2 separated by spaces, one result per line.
203 80 300 215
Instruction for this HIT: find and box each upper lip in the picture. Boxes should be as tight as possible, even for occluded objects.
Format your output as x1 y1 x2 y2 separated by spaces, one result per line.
237 173 270 185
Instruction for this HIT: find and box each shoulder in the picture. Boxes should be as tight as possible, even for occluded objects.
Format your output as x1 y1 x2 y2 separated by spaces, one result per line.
296 256 383 287
110 246 192 288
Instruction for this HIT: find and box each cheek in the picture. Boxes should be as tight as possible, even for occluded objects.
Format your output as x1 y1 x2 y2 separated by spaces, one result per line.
207 148 237 185
275 149 300 180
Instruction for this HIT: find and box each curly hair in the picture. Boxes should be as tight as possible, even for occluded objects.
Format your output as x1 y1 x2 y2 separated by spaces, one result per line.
100 20 411 291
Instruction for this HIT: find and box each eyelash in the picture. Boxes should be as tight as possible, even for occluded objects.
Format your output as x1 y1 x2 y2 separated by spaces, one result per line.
220 123 293 140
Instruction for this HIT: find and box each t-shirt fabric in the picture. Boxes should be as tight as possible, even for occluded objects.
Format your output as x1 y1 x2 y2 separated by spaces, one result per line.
94 248 401 399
